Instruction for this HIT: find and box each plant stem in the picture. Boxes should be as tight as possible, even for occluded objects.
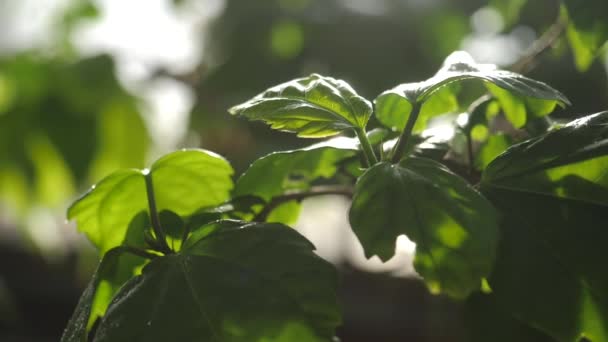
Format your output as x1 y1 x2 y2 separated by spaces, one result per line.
123 245 160 260
254 185 354 222
143 170 172 254
354 127 378 167
466 131 474 176
390 102 422 163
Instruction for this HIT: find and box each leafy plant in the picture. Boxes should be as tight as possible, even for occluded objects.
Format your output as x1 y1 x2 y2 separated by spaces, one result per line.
62 49 608 341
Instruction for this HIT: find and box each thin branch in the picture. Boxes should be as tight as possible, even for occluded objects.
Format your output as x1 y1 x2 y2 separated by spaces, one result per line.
254 185 354 222
122 245 161 260
509 10 567 73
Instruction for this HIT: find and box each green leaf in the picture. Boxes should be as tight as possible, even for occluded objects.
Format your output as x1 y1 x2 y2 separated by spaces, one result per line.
482 111 608 206
483 188 608 341
487 83 559 128
481 111 608 340
562 0 608 71
68 149 234 253
229 73 372 137
475 134 512 170
375 84 459 132
93 222 341 342
349 158 499 298
61 247 147 342
233 141 356 221
375 51 569 132
464 293 555 342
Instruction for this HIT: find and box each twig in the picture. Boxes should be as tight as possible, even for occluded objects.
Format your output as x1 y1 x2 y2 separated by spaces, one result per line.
509 10 567 73
254 185 354 222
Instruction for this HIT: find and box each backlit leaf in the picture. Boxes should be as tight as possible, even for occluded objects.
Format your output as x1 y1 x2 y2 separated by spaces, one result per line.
375 51 569 132
349 158 498 298
229 74 372 137
68 149 233 253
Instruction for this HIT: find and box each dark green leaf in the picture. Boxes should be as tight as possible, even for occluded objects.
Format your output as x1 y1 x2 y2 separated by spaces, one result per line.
464 293 555 342
375 51 569 132
481 111 608 340
93 222 341 342
562 0 608 71
61 247 147 342
68 149 233 253
482 111 608 206
483 188 608 341
349 158 499 298
229 74 372 137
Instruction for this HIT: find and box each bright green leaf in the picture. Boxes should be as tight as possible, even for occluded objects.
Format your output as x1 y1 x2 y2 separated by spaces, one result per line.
487 83 559 128
234 141 355 222
349 158 499 298
375 51 569 132
475 134 512 170
375 84 459 132
68 149 234 253
93 222 341 341
229 74 372 137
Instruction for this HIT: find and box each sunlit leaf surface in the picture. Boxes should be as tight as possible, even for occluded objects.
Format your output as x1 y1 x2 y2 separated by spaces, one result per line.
375 51 569 132
229 74 372 137
349 158 498 298
68 149 233 252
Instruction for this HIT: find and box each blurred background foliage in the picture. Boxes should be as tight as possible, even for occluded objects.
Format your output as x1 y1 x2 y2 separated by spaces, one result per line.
0 0 606 340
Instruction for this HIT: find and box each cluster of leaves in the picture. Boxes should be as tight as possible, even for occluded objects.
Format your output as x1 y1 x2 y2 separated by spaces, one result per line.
63 50 607 341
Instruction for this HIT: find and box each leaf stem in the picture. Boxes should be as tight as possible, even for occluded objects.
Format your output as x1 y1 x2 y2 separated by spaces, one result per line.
254 185 354 222
122 245 161 260
354 127 378 167
143 170 172 254
391 102 422 163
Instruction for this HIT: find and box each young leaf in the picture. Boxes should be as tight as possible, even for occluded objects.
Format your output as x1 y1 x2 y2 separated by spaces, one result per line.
375 84 459 132
233 140 356 222
479 111 608 340
61 247 148 342
235 144 356 201
349 158 499 299
375 51 569 132
92 222 341 342
68 149 233 253
229 74 372 137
